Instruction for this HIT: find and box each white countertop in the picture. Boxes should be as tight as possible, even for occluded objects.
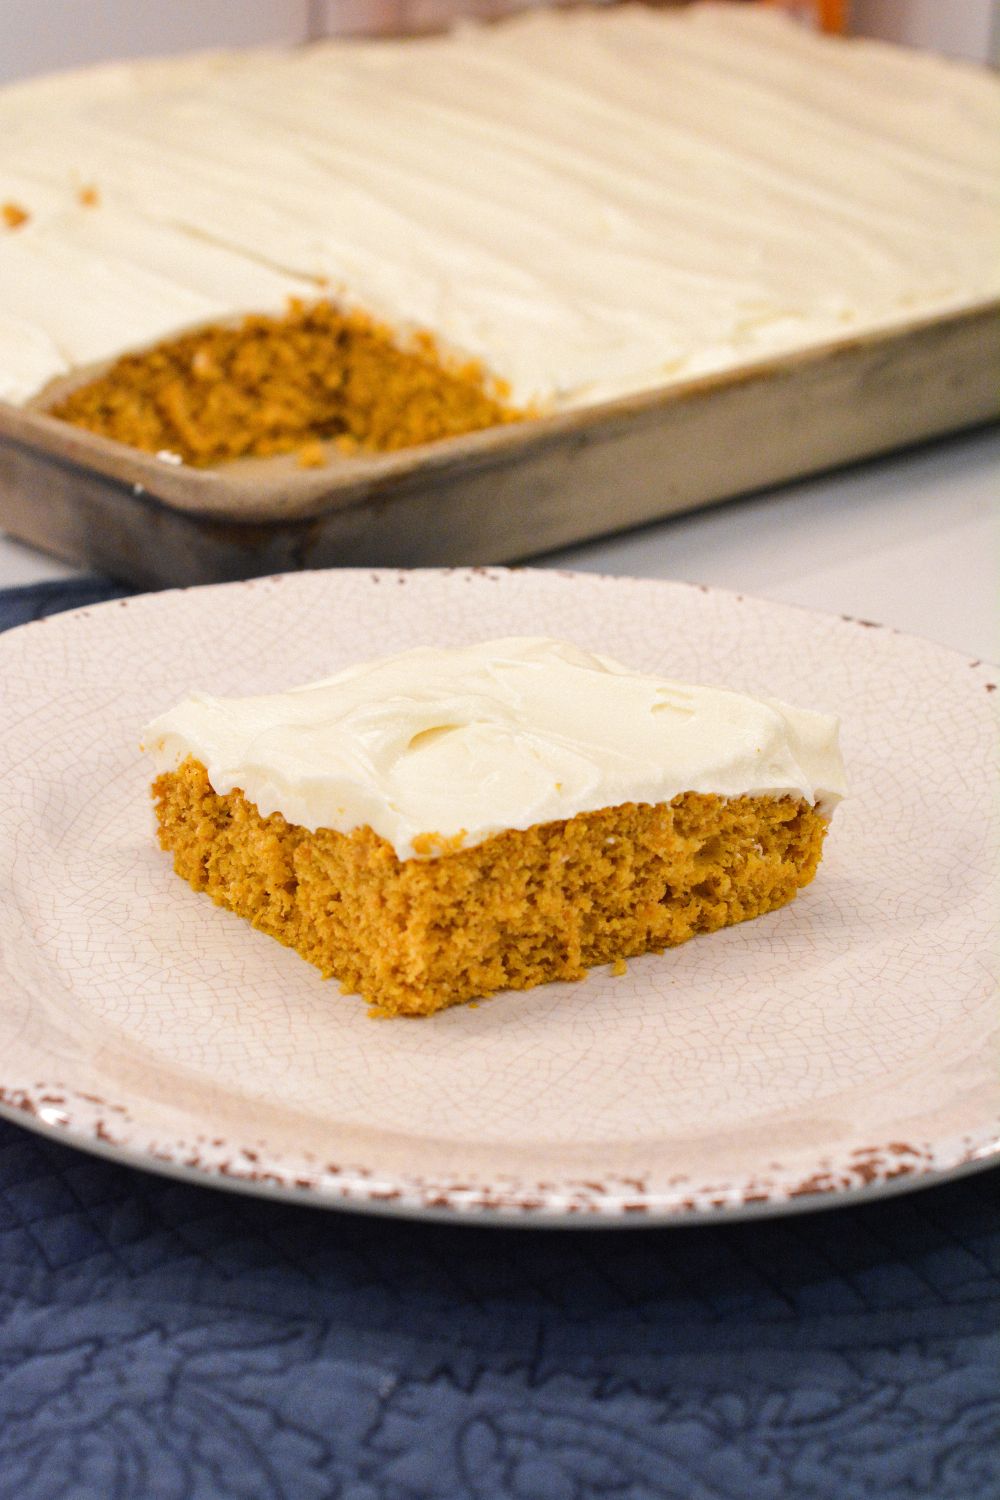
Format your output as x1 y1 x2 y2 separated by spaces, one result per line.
1 424 997 661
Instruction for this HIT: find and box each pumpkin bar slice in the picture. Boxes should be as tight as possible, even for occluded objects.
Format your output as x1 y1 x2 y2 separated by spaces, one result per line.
142 637 845 1016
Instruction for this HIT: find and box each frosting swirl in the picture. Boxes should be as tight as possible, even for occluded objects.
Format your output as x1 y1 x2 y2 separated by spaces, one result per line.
142 637 847 859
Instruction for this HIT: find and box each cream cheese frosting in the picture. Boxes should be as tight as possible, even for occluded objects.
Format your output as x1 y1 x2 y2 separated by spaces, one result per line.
141 637 847 860
2 4 999 410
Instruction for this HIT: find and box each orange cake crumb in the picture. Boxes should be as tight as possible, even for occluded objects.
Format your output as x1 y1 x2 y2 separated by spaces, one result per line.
50 298 526 464
2 202 29 229
152 756 830 1017
296 439 327 469
77 184 100 207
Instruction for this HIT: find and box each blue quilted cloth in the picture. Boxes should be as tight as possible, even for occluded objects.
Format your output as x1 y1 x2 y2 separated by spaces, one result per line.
2 578 999 1500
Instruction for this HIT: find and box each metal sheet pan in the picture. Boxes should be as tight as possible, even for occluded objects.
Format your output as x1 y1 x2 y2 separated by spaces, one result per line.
0 303 997 587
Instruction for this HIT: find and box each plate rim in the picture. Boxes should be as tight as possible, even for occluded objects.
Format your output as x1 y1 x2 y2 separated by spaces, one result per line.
3 561 997 674
1 1087 997 1228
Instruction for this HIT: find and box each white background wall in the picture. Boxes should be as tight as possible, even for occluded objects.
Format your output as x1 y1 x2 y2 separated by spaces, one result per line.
0 0 997 84
0 0 546 83
0 2 315 84
851 0 1000 62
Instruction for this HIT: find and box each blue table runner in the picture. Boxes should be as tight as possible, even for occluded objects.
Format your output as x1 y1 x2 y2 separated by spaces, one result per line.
1 578 998 1500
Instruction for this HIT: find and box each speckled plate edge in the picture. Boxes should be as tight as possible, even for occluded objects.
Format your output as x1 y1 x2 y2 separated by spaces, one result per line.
0 1084 998 1227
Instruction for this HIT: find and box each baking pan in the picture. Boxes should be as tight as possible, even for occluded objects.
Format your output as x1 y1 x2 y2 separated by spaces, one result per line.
0 302 997 588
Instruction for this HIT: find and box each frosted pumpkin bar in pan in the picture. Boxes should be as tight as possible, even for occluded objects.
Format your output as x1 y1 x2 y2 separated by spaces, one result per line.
142 638 847 1016
1 3 998 463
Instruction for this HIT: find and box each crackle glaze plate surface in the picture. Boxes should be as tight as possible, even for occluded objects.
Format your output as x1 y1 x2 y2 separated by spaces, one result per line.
1 568 997 1225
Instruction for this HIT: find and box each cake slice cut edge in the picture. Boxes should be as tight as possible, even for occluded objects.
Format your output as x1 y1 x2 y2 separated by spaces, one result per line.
152 755 830 1018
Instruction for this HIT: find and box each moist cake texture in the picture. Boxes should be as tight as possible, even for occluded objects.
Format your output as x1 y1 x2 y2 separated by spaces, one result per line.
1 5 998 458
49 300 522 464
143 638 846 1016
154 757 828 1017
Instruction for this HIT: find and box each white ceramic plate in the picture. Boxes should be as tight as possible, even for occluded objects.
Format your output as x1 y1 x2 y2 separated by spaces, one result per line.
1 568 997 1225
